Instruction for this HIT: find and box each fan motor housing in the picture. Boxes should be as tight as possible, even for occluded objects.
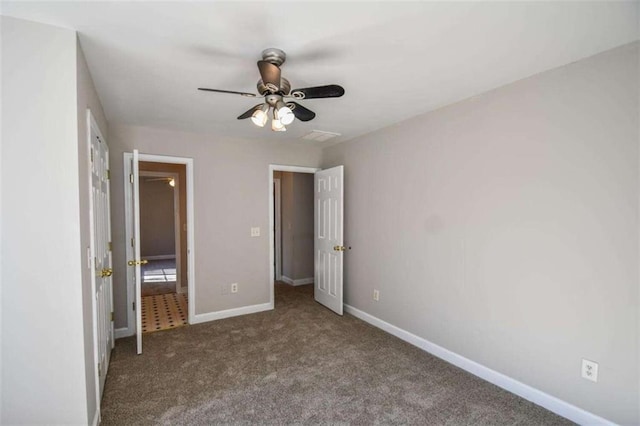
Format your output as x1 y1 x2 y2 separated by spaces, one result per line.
257 77 290 96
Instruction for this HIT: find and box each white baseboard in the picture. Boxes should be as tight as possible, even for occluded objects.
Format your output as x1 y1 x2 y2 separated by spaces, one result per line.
281 276 314 286
192 302 273 325
115 327 133 339
343 304 614 426
91 407 99 426
143 254 176 260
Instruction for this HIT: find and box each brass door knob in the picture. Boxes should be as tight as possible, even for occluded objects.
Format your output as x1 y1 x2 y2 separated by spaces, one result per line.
100 268 113 277
333 245 346 252
127 259 149 266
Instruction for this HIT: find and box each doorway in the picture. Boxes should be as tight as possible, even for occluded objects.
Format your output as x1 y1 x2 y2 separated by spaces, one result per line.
268 165 319 308
138 163 187 333
273 170 315 288
124 152 196 354
269 164 345 315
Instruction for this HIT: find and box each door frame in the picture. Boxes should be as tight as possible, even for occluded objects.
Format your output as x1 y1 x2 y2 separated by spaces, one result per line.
138 170 183 292
268 165 320 308
124 153 196 334
86 109 112 422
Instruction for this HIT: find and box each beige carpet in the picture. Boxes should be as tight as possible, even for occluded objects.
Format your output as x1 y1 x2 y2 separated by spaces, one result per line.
101 283 572 425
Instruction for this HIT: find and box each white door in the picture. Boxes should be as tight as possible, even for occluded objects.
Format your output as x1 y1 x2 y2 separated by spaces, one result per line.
127 149 144 354
90 123 114 395
314 166 344 315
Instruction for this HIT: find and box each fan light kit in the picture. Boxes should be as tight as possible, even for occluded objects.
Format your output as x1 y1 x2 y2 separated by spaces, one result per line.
198 48 345 131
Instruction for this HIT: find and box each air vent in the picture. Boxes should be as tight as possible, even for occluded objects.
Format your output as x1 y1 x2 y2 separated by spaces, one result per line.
302 130 341 142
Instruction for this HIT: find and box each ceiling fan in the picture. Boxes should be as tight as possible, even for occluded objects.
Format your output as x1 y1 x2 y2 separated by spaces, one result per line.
198 48 345 132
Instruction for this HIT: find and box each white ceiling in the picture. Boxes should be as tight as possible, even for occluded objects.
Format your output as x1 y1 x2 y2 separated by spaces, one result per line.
3 1 638 145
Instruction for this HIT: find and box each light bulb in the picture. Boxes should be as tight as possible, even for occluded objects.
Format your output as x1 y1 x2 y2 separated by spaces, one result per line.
272 118 286 132
251 105 269 127
168 178 175 187
276 101 295 125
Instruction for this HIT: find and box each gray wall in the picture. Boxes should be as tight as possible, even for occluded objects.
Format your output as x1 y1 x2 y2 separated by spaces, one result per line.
281 172 294 279
77 37 109 425
281 172 314 281
139 179 176 257
322 42 639 425
1 17 90 424
108 124 323 327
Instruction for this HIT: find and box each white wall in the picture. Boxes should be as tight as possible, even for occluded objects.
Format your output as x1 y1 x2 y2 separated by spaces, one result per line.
1 17 89 424
322 42 639 425
108 124 323 328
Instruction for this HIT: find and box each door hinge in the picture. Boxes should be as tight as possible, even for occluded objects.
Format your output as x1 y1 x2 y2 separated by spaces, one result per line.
106 170 111 180
130 173 134 183
90 149 94 163
110 312 114 321
98 363 101 377
131 237 135 247
133 302 136 311
108 241 112 251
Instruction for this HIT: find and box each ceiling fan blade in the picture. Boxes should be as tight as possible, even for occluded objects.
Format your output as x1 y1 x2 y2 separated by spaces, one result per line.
290 85 344 100
237 104 264 120
198 88 257 97
286 102 316 122
257 60 281 92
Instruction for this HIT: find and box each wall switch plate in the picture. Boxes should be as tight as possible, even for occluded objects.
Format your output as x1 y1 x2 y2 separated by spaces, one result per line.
231 283 238 293
373 289 380 301
581 359 598 382
251 227 260 237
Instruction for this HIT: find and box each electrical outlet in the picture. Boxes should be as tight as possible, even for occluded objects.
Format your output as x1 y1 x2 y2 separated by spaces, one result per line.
231 283 238 293
581 359 598 382
251 227 260 237
373 289 380 301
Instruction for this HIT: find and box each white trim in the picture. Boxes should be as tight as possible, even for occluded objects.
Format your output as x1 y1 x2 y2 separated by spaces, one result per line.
144 255 176 260
191 303 273 324
343 304 615 426
281 276 314 286
123 153 196 339
91 406 100 426
268 165 320 309
115 327 133 339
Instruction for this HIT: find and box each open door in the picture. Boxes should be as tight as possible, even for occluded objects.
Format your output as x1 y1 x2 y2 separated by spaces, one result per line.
314 165 344 315
126 149 145 354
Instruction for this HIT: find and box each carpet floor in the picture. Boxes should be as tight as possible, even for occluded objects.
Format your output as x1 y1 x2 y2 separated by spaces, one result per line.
101 283 572 425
